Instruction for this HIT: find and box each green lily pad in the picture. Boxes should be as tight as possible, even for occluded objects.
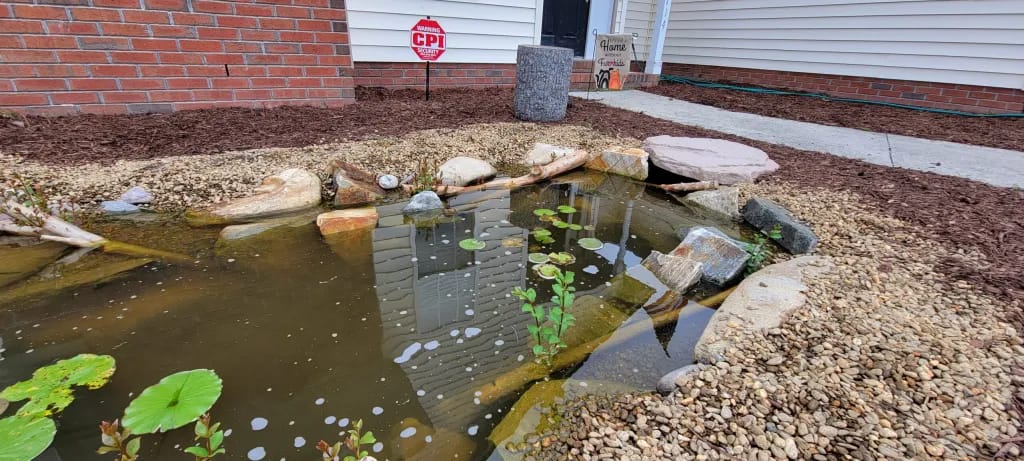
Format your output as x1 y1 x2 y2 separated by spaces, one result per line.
557 205 577 214
582 225 595 231
458 238 486 251
533 264 561 280
552 220 569 229
528 253 550 264
548 252 576 265
123 369 223 434
578 238 604 251
568 224 583 231
532 208 556 217
0 354 116 417
0 416 56 461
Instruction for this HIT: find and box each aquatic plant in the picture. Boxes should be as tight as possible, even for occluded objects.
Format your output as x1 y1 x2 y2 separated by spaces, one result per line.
512 269 577 366
0 415 57 461
568 223 582 231
532 264 561 280
551 219 569 229
501 237 524 248
183 414 227 461
97 419 139 461
547 252 575 265
528 253 550 264
531 228 555 245
411 159 443 194
458 238 486 251
577 238 604 251
0 353 116 417
744 224 783 275
532 208 556 217
316 419 377 461
557 205 576 214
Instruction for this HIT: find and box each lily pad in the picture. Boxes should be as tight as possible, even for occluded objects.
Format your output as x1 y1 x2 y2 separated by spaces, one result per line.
582 225 595 231
557 205 577 214
531 228 555 244
458 238 486 251
532 209 556 217
533 264 561 280
548 252 576 265
501 237 524 248
568 224 583 231
0 354 116 417
552 220 569 229
578 238 604 251
0 416 56 461
123 369 223 434
528 253 550 264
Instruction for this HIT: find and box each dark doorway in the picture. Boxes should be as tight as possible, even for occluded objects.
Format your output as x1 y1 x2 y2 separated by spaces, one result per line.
541 0 590 57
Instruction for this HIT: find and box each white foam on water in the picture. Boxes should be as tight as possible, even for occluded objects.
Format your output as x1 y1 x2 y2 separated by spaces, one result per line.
324 416 337 425
338 418 349 428
394 342 422 364
399 427 417 439
372 442 383 453
464 327 481 338
250 418 268 431
424 340 439 350
247 447 266 461
293 437 306 448
372 406 383 415
314 398 325 406
467 425 479 436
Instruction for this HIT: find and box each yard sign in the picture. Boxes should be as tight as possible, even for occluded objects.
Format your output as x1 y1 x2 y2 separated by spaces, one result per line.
593 34 632 90
410 18 446 61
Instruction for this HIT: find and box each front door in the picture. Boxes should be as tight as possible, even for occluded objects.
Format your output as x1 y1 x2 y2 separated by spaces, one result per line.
541 0 590 57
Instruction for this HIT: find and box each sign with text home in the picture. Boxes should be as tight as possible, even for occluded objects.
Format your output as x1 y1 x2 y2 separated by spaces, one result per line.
410 18 446 61
593 34 632 90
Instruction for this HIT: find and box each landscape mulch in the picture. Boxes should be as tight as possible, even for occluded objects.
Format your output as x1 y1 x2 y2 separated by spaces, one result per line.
2 88 1022 312
643 81 1024 151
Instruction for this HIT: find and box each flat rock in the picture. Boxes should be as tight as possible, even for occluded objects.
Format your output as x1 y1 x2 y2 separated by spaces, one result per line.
205 168 321 221
523 142 574 166
672 227 750 286
438 156 497 187
119 186 153 204
640 250 702 294
643 136 779 184
402 191 444 214
656 364 704 395
100 200 140 214
331 161 384 207
584 146 649 180
316 208 378 236
694 256 833 363
742 198 819 254
219 222 285 241
681 186 740 219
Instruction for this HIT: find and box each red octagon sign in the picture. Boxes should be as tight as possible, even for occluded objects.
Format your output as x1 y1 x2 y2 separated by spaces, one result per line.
410 18 446 61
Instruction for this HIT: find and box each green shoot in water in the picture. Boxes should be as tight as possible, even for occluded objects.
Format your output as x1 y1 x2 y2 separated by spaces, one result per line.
744 224 783 275
513 268 577 366
316 419 376 461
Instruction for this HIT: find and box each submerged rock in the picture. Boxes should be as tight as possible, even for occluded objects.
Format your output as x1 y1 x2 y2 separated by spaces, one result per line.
0 241 67 288
681 186 740 220
584 146 649 180
438 156 497 186
316 208 378 235
200 168 321 223
402 191 444 214
672 227 750 286
219 222 285 241
641 250 702 294
100 200 140 215
742 197 819 254
643 136 779 184
331 161 384 207
119 186 153 204
523 142 573 166
694 256 833 363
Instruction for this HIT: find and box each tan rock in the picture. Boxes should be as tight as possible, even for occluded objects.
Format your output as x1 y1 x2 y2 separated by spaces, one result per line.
331 161 384 207
316 207 378 235
584 146 649 180
206 168 321 221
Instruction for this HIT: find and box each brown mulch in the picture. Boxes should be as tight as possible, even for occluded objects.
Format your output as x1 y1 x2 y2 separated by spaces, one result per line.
643 81 1024 151
2 87 1022 309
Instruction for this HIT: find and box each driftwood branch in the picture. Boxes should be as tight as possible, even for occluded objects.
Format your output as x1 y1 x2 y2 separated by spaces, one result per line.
654 180 719 193
403 150 590 197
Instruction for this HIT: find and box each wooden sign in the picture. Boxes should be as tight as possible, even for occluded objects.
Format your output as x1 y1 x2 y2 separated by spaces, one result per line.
593 34 632 90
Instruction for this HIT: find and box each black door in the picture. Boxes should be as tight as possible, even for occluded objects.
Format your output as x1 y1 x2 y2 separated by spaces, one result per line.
541 0 590 57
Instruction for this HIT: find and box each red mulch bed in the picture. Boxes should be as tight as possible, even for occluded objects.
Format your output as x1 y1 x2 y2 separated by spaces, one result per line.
643 81 1024 151
2 88 1022 310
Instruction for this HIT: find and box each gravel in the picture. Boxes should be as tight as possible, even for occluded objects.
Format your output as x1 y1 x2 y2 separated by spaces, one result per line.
523 183 1023 460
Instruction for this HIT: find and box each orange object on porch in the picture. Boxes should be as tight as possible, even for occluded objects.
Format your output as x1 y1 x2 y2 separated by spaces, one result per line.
609 68 622 90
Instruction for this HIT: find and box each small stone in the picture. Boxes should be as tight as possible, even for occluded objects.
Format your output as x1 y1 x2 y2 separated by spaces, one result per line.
377 174 400 190
100 200 140 215
119 186 153 204
402 191 444 214
766 356 785 366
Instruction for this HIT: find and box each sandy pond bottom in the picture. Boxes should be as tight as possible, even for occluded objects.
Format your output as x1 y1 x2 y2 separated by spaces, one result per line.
1 173 745 461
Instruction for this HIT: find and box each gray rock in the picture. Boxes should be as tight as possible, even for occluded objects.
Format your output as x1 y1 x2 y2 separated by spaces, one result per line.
402 191 444 214
377 174 399 190
100 200 140 214
742 198 819 254
681 187 740 219
656 364 703 395
640 250 702 294
523 142 573 166
119 186 153 204
672 227 750 286
438 156 497 187
643 136 779 184
514 45 573 122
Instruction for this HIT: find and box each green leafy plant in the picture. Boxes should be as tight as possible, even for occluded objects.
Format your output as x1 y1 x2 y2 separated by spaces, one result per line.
97 419 140 461
557 205 577 214
531 228 555 245
0 415 57 461
411 159 443 194
458 238 486 251
577 238 604 251
513 269 577 366
551 219 569 229
568 223 583 231
528 253 550 264
183 414 226 460
532 264 561 280
316 419 376 461
744 224 783 275
1 353 116 417
547 252 575 265
532 208 556 217
122 369 222 434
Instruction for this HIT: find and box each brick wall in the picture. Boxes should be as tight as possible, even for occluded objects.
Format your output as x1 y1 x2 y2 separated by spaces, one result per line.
0 0 354 115
353 60 659 91
662 63 1024 115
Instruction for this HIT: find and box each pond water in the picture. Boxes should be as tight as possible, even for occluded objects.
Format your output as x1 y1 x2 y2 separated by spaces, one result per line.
1 173 744 461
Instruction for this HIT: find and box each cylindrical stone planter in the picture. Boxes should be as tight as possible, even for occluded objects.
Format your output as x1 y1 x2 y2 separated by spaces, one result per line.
514 44 573 122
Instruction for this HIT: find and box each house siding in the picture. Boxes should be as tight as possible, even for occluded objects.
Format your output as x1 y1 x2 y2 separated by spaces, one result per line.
623 0 657 58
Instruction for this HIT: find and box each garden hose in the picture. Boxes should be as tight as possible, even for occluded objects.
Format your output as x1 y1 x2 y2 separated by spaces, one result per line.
659 74 1024 118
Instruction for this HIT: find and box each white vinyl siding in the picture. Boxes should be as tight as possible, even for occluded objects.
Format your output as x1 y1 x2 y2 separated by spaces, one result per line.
623 0 657 58
347 0 540 63
663 0 1024 89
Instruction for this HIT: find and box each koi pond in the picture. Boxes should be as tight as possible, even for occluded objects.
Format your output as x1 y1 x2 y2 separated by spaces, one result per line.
1 173 746 461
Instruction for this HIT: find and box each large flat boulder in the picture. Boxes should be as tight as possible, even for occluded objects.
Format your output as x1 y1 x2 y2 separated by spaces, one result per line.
694 256 833 363
643 136 779 184
640 250 702 294
671 227 750 286
202 168 321 222
317 207 378 236
331 161 384 207
438 156 497 186
742 197 819 254
584 146 649 180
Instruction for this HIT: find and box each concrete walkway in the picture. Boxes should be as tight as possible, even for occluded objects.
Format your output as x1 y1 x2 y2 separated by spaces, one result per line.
572 90 1024 188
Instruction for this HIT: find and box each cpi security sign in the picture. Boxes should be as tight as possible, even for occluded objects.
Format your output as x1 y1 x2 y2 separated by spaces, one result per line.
410 18 446 61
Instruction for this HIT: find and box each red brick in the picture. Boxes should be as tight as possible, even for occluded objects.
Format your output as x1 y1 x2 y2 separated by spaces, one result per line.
0 93 51 106
51 92 100 104
180 40 225 52
235 89 272 100
172 12 214 25
4 50 58 62
265 43 300 54
245 54 282 65
968 91 996 100
296 19 332 31
110 51 160 64
278 31 315 42
123 10 171 24
272 88 308 98
12 5 67 20
71 8 122 22
283 54 316 65
14 78 68 91
312 8 345 20
276 6 311 18
997 93 1024 104
300 43 333 55
950 97 975 106
977 99 1009 109
145 0 189 11
159 52 204 64
132 38 179 51
69 78 118 90
149 90 193 102
102 23 151 36
21 35 77 49
93 0 140 7
0 35 23 48
92 64 139 77
308 88 342 98
304 66 338 77
318 55 351 66
287 77 321 87
260 18 297 30
166 77 209 89
55 50 108 63
314 32 348 43
34 64 90 77
185 65 226 76
228 66 267 77
196 27 238 40
250 77 286 87
44 21 100 35
241 29 278 41
268 66 304 77
140 65 186 76
223 42 262 53
205 53 245 65
119 78 166 90
234 4 274 16
192 89 234 100
211 77 249 88
151 25 195 38
0 19 46 34
193 1 233 14
102 91 149 103
216 15 258 29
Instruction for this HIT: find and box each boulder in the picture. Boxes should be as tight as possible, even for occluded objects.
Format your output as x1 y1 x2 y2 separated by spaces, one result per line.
402 191 444 214
643 136 779 184
522 142 573 166
100 200 140 215
438 156 497 187
119 186 153 204
331 162 384 207
742 198 819 254
640 250 702 294
584 146 648 180
681 186 740 220
656 364 704 395
672 227 750 286
204 168 321 222
694 256 833 363
316 208 378 236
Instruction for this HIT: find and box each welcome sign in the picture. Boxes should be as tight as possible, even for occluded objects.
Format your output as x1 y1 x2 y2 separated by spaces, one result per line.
593 34 632 90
